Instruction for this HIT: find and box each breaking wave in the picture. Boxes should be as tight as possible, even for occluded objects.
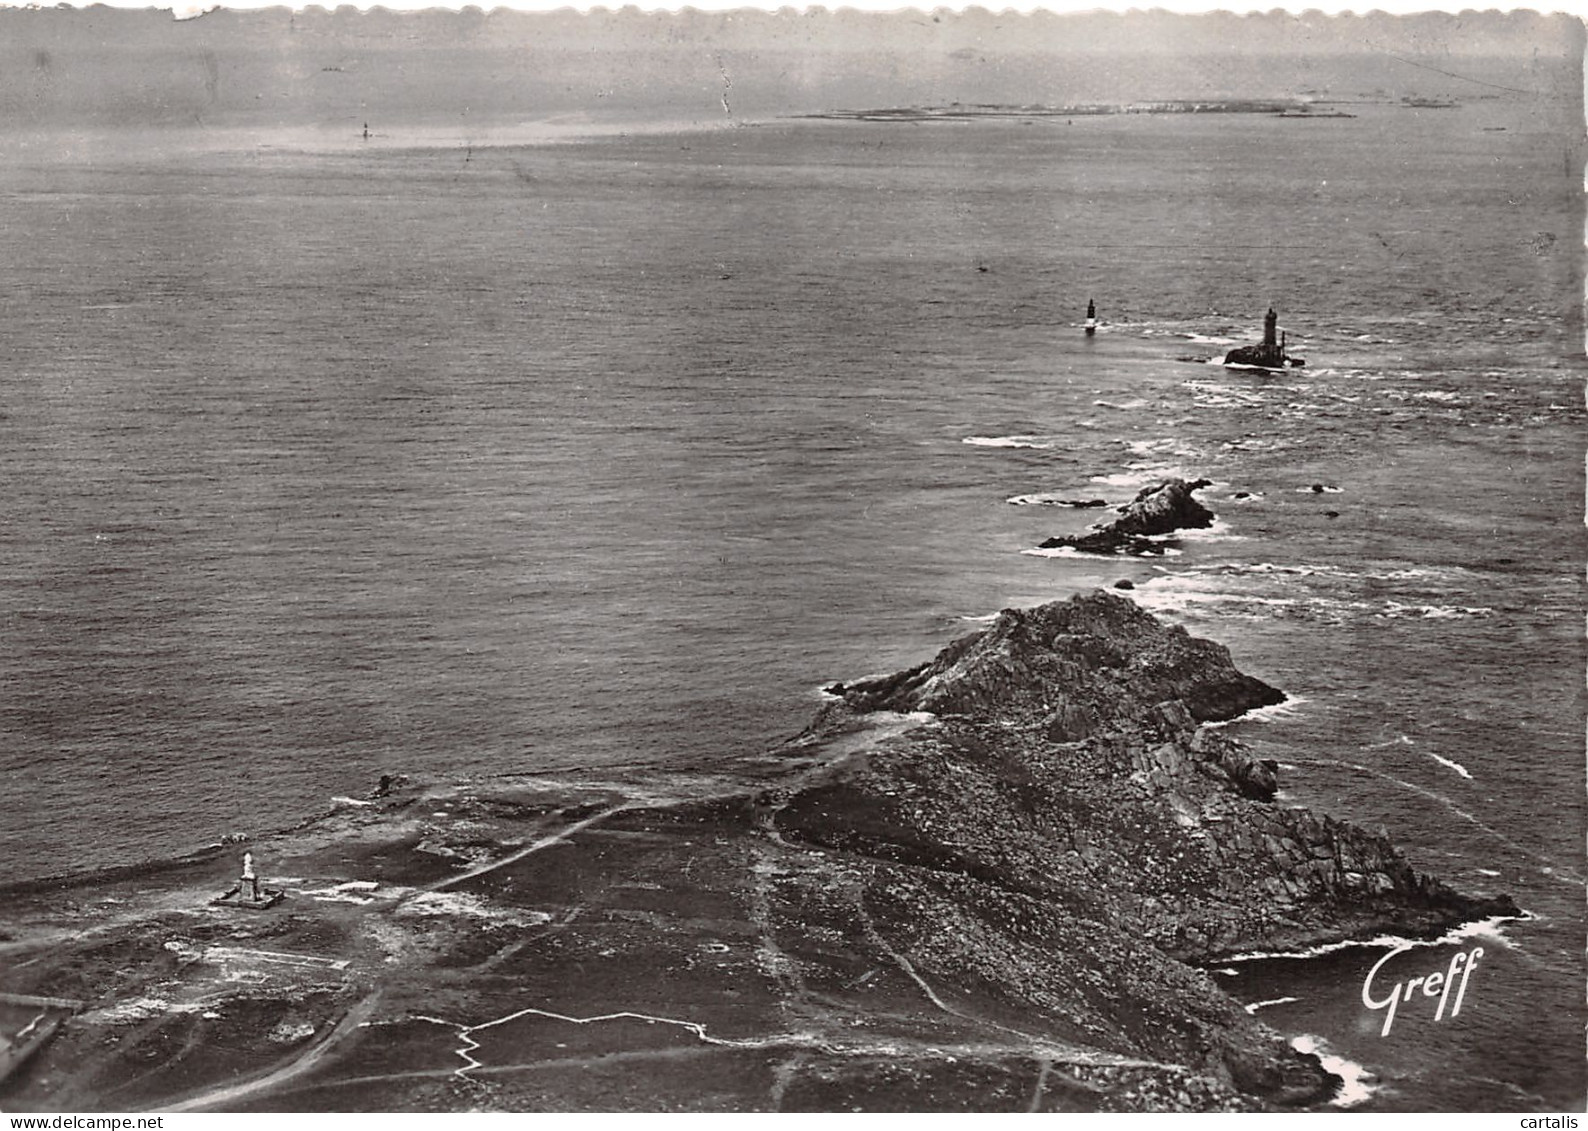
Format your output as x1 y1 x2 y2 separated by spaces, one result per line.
1427 751 1474 780
1290 1034 1376 1108
962 435 1053 450
1005 492 1110 508
1377 602 1492 620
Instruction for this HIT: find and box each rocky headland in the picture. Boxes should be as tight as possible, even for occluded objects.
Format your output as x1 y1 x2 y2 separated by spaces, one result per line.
0 593 1516 1113
1037 477 1216 555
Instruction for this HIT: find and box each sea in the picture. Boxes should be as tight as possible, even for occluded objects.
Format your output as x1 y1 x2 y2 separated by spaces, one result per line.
1 94 1582 1111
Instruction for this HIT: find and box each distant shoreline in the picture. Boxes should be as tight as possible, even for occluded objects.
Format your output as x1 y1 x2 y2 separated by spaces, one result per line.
796 97 1483 123
799 100 1309 122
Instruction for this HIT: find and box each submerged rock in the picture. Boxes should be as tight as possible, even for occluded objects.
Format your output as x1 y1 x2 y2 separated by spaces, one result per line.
1038 478 1215 555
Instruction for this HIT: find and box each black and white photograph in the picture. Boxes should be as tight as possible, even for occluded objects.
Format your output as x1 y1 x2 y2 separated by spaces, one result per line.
0 2 1582 1115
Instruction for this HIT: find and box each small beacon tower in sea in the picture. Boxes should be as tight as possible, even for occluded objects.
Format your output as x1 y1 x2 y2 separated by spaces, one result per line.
1222 306 1304 369
1084 298 1097 336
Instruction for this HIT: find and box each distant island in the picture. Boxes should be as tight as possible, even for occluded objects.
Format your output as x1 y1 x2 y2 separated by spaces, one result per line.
799 100 1310 122
793 96 1481 122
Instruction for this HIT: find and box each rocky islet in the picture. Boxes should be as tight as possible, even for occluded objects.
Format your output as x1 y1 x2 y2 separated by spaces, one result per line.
1037 477 1217 555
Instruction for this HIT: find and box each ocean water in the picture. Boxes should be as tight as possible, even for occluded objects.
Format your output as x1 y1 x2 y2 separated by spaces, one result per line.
1 100 1582 1110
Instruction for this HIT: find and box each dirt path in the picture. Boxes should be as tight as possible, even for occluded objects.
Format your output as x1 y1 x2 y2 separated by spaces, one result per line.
161 990 383 1113
423 802 634 894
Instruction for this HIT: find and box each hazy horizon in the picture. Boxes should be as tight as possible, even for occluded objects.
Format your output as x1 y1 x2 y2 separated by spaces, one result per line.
1 7 1581 138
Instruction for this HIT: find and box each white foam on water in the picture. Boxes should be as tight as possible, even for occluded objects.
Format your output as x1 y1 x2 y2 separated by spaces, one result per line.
1218 913 1524 964
1152 516 1240 543
1026 545 1184 560
1005 492 1110 507
331 795 374 808
1215 361 1283 375
962 435 1053 450
1184 378 1268 405
1130 580 1228 615
1088 465 1192 489
1441 913 1525 950
1243 995 1301 1014
1290 1034 1376 1108
1133 574 1303 619
1176 560 1467 592
1378 602 1493 620
1124 437 1201 458
1208 695 1309 727
956 613 1001 624
1195 560 1319 577
1376 566 1463 581
1427 751 1474 780
1093 398 1148 410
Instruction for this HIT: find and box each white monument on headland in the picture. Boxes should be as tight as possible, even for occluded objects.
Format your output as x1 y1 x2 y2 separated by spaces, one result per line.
212 850 283 910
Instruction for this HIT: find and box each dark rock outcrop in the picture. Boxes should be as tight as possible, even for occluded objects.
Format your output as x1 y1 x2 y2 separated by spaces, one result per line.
1222 342 1301 369
836 592 1284 724
1038 478 1215 555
